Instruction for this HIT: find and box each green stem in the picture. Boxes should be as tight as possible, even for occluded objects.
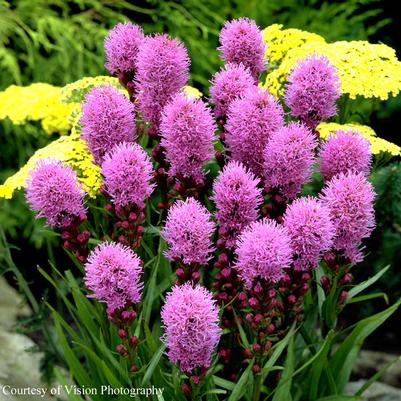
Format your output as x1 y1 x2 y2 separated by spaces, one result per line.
253 373 263 401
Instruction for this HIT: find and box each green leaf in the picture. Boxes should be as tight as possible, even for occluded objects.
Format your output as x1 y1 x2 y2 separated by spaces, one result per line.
329 298 401 392
141 344 166 386
347 292 389 305
228 359 254 401
262 324 296 381
306 330 335 400
272 335 294 401
347 265 390 303
316 396 359 401
212 376 235 391
354 355 401 397
53 313 91 387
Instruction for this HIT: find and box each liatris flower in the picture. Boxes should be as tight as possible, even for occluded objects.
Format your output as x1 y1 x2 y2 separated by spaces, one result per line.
162 198 214 266
84 242 143 313
234 219 292 288
320 172 375 263
135 34 190 132
225 87 284 177
104 22 144 78
80 85 136 165
319 130 372 181
218 18 265 80
284 197 334 271
263 122 317 199
160 93 216 184
161 283 221 373
101 142 154 208
25 159 86 227
212 161 263 249
284 55 341 129
209 63 255 119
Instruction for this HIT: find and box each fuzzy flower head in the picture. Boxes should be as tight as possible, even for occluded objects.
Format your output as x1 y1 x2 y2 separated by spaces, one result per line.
264 122 317 198
160 93 216 184
162 198 214 266
101 142 154 208
104 22 144 76
135 34 190 131
234 219 292 288
80 85 136 165
25 159 86 227
319 130 372 181
218 18 266 80
209 63 255 119
212 161 263 249
284 197 334 271
284 55 341 129
320 172 375 263
161 283 221 373
84 242 143 313
225 87 284 177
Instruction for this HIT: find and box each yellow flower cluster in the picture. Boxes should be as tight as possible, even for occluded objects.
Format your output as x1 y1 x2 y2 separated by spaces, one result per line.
263 25 401 100
0 83 77 134
317 122 401 156
182 85 203 99
0 119 102 199
262 24 325 66
61 76 122 103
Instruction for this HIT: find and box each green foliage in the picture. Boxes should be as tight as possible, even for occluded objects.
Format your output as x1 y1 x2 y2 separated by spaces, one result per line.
0 0 388 91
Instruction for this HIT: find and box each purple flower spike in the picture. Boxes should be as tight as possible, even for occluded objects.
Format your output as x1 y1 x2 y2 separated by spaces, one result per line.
161 198 214 266
161 283 221 373
135 34 190 132
319 130 372 181
218 18 266 80
80 85 136 165
234 219 293 288
226 87 284 177
284 55 341 129
209 63 255 119
104 22 144 77
84 242 143 313
26 159 86 227
212 161 263 249
101 142 154 208
264 122 317 199
160 93 216 184
284 197 334 271
320 172 375 263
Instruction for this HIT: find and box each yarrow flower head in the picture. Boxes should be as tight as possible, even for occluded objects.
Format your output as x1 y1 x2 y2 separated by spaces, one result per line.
212 161 263 249
264 122 317 199
209 63 255 119
161 283 221 373
80 85 136 165
101 142 154 208
319 130 372 181
320 172 375 263
284 55 341 129
135 34 190 132
104 22 144 77
284 197 334 271
234 219 293 288
160 93 216 184
84 241 143 313
226 87 284 177
218 18 266 80
25 159 86 227
162 198 214 266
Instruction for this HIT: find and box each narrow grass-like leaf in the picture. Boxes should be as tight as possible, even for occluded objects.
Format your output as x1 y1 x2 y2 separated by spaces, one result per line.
347 265 390 303
228 359 254 401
